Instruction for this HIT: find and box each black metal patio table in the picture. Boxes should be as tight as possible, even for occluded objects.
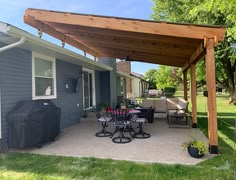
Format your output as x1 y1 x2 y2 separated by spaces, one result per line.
109 109 140 143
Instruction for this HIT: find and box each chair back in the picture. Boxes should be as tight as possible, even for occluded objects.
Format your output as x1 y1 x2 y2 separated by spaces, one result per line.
95 109 112 121
177 99 188 112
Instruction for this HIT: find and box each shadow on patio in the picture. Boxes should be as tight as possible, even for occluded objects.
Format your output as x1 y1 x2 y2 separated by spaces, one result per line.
20 117 216 165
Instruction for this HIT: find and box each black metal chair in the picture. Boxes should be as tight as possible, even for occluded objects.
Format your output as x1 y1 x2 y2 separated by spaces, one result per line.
130 111 151 139
110 108 133 143
95 110 113 137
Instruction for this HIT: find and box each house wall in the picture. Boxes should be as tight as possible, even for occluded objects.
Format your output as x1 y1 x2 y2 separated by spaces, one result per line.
131 76 141 97
98 71 110 107
0 44 91 151
98 57 117 107
95 71 101 106
52 60 82 128
116 76 126 96
117 61 131 98
116 76 123 96
116 76 127 106
0 45 32 151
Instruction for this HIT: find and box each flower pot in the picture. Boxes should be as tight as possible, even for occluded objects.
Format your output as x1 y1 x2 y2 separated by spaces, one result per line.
187 146 204 158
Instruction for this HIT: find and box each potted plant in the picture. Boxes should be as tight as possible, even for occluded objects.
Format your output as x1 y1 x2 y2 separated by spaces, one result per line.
182 134 207 158
97 103 108 112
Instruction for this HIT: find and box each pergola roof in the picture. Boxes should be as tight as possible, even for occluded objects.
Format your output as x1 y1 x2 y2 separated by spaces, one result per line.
24 8 226 69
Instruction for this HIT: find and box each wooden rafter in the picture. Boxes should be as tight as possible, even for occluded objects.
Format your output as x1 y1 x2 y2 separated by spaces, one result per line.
89 43 191 59
24 15 101 57
100 50 187 67
47 22 201 46
182 42 206 71
25 8 225 40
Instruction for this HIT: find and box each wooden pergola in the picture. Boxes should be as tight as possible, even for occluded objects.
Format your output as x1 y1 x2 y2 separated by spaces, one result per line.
24 8 226 154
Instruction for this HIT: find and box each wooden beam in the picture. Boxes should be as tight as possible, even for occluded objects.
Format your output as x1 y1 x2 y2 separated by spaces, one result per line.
88 42 191 59
65 30 200 48
96 47 187 66
189 42 205 63
190 63 197 128
24 15 101 57
183 70 188 101
48 22 202 46
100 51 185 67
75 34 196 50
25 8 226 40
182 62 190 72
182 42 206 72
205 37 218 154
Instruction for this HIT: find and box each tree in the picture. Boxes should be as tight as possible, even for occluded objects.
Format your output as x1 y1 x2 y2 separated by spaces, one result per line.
155 65 182 89
152 0 236 104
144 68 157 89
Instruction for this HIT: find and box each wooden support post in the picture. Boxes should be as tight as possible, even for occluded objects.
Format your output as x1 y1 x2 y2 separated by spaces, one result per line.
205 37 218 154
190 63 197 128
183 70 188 101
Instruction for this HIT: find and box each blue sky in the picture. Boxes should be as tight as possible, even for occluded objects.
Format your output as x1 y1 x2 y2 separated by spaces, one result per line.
0 0 158 74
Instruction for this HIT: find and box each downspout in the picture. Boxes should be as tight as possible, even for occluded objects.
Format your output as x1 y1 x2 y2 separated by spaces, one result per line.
0 36 26 53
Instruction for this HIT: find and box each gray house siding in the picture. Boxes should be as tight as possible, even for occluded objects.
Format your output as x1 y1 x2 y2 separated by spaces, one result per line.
99 71 110 107
95 71 101 106
52 60 82 128
98 58 117 107
116 76 121 96
0 45 88 151
109 60 117 108
0 46 32 151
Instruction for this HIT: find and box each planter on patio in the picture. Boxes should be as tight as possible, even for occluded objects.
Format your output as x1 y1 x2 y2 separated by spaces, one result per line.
182 135 207 158
187 146 204 158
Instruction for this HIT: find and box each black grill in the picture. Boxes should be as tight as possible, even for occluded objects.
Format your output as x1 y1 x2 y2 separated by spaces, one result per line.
7 100 61 148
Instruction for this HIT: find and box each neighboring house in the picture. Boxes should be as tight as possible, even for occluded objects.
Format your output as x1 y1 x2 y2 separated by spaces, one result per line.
130 72 149 98
117 61 149 98
0 22 123 151
116 61 132 98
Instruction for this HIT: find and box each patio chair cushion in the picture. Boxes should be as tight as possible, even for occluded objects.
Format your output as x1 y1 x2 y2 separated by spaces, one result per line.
142 100 154 108
176 99 188 110
97 117 113 122
168 109 185 116
154 99 166 113
135 118 146 123
167 98 188 117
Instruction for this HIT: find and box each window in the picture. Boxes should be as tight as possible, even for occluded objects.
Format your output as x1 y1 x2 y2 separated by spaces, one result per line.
32 52 57 99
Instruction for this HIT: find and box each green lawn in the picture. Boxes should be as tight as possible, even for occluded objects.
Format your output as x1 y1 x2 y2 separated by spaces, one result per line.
0 94 236 179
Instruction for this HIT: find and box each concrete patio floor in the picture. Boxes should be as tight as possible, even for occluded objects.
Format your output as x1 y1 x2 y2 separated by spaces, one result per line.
21 118 216 165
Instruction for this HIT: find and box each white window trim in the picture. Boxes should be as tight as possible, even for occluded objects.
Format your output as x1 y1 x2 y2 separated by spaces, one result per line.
82 67 96 109
32 52 57 100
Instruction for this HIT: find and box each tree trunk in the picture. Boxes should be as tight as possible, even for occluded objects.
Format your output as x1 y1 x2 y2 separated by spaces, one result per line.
229 88 236 105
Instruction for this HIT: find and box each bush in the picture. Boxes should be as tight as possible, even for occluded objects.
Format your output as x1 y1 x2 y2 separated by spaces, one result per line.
163 87 176 97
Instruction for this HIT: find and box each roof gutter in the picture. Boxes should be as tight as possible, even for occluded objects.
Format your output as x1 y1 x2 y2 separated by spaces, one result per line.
117 71 133 79
6 25 112 71
0 36 26 53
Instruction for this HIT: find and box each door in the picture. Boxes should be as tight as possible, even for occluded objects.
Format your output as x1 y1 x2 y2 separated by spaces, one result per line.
82 68 95 109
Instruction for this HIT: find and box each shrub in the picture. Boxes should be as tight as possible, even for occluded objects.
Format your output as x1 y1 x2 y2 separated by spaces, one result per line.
163 87 176 97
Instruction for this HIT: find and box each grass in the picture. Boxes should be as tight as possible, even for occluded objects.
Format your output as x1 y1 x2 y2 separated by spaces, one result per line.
0 93 236 179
